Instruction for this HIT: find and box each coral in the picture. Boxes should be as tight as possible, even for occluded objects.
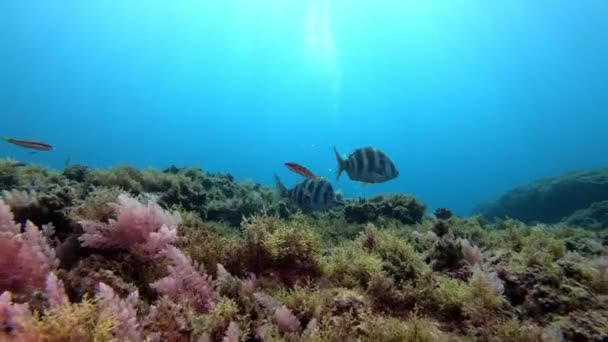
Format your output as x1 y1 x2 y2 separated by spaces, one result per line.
241 213 323 285
448 215 488 246
0 291 35 340
427 234 465 271
0 158 23 189
62 164 91 182
360 312 444 342
221 321 241 342
86 166 147 194
69 186 122 222
367 274 413 314
96 282 141 341
461 238 483 267
142 296 192 341
0 200 58 296
180 215 245 277
591 256 608 294
463 265 505 327
61 253 162 302
0 274 142 342
430 217 450 237
192 297 240 340
324 243 384 288
490 319 549 341
329 289 368 317
45 273 68 310
275 285 327 330
19 176 83 237
360 225 429 283
521 228 566 269
559 309 608 341
433 276 470 320
33 294 120 342
1 189 38 209
274 305 301 334
78 193 180 257
150 246 217 314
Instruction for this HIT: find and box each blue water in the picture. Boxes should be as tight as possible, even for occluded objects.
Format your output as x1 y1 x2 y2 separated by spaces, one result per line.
1 1 608 215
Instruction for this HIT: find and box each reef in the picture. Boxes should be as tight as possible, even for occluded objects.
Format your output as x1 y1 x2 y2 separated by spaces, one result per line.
0 158 607 341
475 168 608 228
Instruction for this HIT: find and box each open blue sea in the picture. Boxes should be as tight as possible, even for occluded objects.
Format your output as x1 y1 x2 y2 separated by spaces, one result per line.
2 1 607 215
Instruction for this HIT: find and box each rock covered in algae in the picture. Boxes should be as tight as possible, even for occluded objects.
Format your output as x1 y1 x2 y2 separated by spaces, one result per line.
343 194 426 224
476 168 608 224
1 161 607 341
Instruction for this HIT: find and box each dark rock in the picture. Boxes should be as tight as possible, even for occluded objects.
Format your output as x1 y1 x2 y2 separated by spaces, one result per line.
475 168 608 224
343 194 425 225
434 207 453 220
564 200 608 231
62 165 90 182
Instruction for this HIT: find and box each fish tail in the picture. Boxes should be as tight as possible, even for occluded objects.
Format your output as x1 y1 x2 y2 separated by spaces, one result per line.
273 174 288 198
2 137 9 142
334 146 346 181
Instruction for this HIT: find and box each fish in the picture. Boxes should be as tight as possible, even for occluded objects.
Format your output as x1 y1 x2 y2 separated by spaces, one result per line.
2 137 53 151
2 158 26 168
334 146 398 184
284 162 318 179
274 175 338 211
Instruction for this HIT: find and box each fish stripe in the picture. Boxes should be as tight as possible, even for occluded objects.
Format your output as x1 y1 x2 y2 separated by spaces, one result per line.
354 149 364 178
306 180 316 204
365 148 375 174
298 180 308 205
375 149 383 173
322 182 332 204
312 180 323 204
378 152 386 173
349 151 356 177
323 184 331 203
320 181 330 204
295 183 305 205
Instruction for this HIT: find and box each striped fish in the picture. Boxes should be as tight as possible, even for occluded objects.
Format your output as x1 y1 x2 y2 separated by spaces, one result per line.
334 146 398 183
274 175 338 211
2 137 53 151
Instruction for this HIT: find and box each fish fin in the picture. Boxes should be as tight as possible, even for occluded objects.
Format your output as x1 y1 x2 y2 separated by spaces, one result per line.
362 182 372 188
273 174 288 198
334 146 346 181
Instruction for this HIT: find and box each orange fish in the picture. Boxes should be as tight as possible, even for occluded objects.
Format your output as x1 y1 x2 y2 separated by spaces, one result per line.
284 162 318 180
3 137 53 151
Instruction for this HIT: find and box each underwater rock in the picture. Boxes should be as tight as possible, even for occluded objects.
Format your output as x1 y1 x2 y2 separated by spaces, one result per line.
343 194 425 224
564 200 608 231
428 234 464 271
560 309 608 341
475 168 608 224
434 207 453 220
60 255 139 302
62 165 90 183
